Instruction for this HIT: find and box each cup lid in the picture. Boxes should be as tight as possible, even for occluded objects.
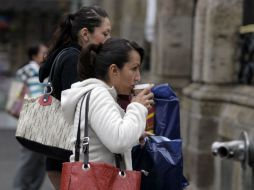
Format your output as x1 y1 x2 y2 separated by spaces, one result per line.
134 83 152 90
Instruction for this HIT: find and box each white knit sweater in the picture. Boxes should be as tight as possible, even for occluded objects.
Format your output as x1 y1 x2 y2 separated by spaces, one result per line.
61 78 147 170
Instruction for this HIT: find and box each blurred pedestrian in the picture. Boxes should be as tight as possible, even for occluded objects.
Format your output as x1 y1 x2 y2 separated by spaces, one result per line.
39 5 111 189
13 43 48 190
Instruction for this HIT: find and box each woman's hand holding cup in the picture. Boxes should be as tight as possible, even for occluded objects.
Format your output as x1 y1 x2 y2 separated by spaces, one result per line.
132 84 154 109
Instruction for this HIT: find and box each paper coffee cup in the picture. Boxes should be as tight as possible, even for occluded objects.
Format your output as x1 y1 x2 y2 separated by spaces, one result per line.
133 83 153 95
133 83 155 134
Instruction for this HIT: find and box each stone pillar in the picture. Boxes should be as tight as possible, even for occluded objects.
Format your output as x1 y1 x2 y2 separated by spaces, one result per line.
202 0 242 83
119 0 146 45
151 0 194 90
100 0 124 37
191 0 242 84
192 0 208 82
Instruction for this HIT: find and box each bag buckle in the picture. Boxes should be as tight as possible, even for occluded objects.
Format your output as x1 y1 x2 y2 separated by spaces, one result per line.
141 170 149 176
82 137 89 151
44 82 53 95
82 137 89 145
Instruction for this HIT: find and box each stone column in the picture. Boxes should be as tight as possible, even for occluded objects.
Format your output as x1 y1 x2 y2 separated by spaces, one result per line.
202 0 242 83
151 0 194 90
100 0 124 37
119 0 146 45
192 0 208 82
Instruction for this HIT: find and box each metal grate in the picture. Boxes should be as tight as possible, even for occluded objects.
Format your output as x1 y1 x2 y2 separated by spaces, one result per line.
238 0 254 84
238 26 254 84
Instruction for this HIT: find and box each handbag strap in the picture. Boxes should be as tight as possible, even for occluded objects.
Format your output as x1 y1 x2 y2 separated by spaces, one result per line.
74 90 125 172
74 90 92 161
42 47 80 104
45 47 80 95
48 47 80 83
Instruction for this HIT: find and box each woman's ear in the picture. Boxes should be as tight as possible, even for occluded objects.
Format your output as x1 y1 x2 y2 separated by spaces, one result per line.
108 64 119 82
108 64 119 76
80 28 89 43
107 64 119 87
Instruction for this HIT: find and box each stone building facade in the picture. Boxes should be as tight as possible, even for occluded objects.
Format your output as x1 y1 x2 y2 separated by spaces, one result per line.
151 0 254 190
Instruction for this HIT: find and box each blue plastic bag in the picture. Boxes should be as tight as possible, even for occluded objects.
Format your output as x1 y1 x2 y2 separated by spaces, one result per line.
152 83 180 139
132 136 184 190
132 84 188 189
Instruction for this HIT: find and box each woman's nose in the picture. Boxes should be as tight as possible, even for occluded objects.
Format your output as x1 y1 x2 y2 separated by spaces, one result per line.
105 34 111 41
135 70 141 82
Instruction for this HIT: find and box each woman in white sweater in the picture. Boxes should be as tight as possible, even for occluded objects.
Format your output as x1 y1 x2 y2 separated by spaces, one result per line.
61 38 154 170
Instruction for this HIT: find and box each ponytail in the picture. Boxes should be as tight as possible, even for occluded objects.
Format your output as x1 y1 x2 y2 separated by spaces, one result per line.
60 13 73 38
78 44 102 80
48 13 73 55
47 5 108 59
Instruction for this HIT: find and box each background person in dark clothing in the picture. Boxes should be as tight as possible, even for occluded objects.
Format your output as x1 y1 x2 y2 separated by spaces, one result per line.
39 5 111 189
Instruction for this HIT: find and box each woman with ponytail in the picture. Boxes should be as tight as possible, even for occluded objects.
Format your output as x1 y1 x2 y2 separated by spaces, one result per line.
61 38 154 178
39 5 111 189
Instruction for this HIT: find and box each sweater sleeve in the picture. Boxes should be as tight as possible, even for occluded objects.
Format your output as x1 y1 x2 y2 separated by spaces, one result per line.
89 88 147 153
60 53 79 90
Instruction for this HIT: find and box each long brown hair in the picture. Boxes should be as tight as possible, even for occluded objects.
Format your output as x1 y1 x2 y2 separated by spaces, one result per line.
47 5 108 58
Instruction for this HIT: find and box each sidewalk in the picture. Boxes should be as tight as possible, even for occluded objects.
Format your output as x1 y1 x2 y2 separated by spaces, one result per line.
0 112 53 189
0 128 53 190
0 111 17 129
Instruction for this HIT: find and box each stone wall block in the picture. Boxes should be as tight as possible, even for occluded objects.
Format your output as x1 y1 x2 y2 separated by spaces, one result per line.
188 115 218 151
188 150 215 189
191 100 223 117
218 104 254 139
216 158 250 190
181 92 222 151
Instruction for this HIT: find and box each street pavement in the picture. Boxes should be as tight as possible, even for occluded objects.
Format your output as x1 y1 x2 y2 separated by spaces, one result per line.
0 112 53 190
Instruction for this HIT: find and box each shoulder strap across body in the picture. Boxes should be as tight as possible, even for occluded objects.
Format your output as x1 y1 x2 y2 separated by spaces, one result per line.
44 47 80 95
74 90 126 175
